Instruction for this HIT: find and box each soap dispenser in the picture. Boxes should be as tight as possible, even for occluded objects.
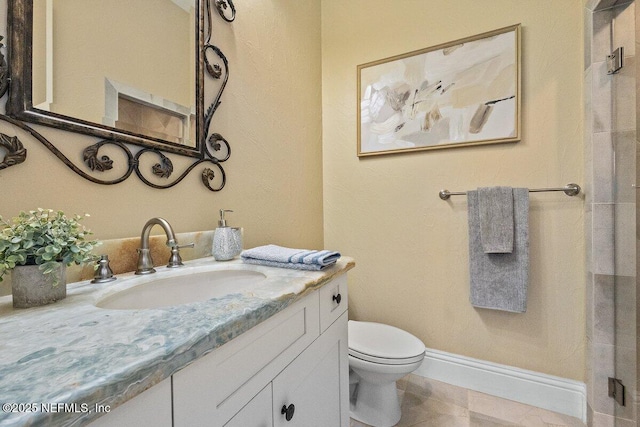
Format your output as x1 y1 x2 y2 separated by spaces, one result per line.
212 209 243 261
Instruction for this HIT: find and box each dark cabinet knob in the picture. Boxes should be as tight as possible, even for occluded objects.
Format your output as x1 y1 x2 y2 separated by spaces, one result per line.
333 293 342 304
281 403 295 421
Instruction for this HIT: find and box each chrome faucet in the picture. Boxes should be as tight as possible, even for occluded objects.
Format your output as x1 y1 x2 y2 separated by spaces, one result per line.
135 217 194 275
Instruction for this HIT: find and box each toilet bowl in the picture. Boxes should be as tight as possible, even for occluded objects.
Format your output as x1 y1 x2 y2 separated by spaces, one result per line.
348 320 425 427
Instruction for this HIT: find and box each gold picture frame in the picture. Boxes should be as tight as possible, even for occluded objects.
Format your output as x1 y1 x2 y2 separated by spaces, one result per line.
357 24 521 157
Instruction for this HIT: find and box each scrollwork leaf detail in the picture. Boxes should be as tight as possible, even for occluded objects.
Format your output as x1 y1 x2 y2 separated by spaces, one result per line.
208 134 222 151
206 62 222 79
83 144 113 172
152 153 174 178
0 133 27 170
216 0 228 11
201 168 216 187
214 0 236 22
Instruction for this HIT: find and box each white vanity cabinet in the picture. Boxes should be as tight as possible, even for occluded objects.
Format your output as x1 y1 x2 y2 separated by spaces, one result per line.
173 274 349 427
87 378 172 427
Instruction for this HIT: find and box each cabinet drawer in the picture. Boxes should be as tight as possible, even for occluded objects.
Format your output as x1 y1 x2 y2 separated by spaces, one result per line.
173 291 320 426
319 274 348 333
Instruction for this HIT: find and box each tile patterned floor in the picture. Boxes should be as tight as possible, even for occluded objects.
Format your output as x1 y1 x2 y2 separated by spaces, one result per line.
349 374 586 427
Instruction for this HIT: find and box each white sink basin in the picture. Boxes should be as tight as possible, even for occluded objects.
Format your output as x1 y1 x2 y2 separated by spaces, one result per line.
96 269 267 310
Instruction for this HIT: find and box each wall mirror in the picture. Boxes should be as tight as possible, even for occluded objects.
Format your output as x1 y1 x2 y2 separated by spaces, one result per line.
0 0 235 191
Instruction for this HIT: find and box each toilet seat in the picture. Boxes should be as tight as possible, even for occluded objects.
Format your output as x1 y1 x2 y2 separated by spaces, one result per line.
349 348 425 365
348 321 425 365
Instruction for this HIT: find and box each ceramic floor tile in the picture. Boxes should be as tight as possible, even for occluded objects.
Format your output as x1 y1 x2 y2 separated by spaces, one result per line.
397 377 409 391
350 383 585 427
468 391 585 427
468 391 544 424
408 413 471 427
396 390 469 427
519 408 586 427
470 411 519 426
403 374 469 408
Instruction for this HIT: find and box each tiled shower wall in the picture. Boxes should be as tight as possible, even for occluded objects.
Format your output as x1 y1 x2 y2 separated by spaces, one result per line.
584 1 637 426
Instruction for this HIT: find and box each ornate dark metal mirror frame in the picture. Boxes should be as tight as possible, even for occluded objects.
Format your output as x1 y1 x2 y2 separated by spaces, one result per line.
0 0 235 191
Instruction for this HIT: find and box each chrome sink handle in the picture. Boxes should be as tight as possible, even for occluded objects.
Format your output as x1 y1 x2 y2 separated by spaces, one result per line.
167 242 195 268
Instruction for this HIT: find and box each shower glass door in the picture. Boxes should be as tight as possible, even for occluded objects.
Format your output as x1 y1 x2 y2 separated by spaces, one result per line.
612 1 637 425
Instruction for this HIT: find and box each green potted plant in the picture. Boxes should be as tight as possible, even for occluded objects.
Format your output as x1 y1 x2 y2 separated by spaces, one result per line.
0 208 99 308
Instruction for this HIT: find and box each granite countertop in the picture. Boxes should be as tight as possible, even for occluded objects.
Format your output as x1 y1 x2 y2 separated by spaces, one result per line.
0 256 355 427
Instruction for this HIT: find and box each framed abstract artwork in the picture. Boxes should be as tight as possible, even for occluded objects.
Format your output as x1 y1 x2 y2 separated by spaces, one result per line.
357 24 521 157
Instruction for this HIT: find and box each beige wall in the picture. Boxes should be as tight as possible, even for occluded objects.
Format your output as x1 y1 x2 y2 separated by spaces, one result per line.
0 1 323 258
322 0 585 381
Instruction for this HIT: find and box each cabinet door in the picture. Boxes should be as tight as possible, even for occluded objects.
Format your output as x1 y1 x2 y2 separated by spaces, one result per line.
224 384 273 427
272 312 349 427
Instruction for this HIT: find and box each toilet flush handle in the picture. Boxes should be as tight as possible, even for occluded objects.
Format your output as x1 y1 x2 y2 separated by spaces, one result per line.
281 404 295 421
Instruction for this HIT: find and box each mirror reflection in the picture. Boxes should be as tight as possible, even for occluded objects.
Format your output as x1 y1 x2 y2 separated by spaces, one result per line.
31 0 196 147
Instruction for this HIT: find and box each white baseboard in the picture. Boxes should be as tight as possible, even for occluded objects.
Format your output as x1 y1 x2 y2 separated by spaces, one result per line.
414 348 587 423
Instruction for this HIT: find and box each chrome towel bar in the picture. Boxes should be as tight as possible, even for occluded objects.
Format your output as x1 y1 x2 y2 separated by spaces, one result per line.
438 183 581 200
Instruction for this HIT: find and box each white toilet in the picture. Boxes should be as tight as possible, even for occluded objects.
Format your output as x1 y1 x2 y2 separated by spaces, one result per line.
348 320 426 427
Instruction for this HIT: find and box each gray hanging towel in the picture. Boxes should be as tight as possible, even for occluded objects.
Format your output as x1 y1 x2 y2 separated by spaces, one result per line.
467 188 529 313
478 186 514 253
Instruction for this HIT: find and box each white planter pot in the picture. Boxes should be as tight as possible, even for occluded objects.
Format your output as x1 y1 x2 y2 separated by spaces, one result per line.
12 263 66 308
